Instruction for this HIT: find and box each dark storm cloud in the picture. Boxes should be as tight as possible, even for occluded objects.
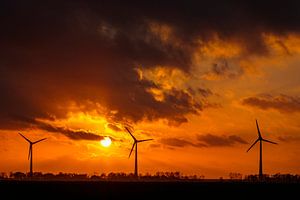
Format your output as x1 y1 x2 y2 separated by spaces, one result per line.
0 0 300 130
242 94 300 113
197 134 248 147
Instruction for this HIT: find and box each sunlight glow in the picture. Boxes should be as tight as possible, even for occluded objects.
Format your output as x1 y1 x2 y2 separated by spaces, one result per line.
100 137 112 147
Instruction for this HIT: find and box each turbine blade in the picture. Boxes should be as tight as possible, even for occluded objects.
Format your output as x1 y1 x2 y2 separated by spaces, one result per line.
246 139 259 152
125 127 136 141
28 146 32 160
256 120 262 138
33 138 47 144
128 142 136 158
262 139 278 145
19 133 31 143
138 139 153 143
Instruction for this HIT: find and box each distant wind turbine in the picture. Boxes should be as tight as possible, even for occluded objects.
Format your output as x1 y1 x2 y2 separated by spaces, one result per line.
246 120 277 179
125 127 153 177
19 133 47 177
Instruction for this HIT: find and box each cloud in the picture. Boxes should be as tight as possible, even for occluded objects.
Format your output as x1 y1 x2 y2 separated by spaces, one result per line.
160 138 206 148
149 143 161 148
242 94 300 113
37 122 104 141
1 1 300 130
107 124 122 132
160 138 194 147
197 134 248 147
13 116 105 141
277 136 300 142
201 59 244 80
160 134 247 149
197 88 213 98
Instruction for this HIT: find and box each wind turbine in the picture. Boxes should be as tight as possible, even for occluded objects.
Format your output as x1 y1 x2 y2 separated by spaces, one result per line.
19 133 47 177
125 127 153 177
246 120 277 179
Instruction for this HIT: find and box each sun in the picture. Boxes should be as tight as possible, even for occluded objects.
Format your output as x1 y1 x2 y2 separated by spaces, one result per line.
100 137 112 147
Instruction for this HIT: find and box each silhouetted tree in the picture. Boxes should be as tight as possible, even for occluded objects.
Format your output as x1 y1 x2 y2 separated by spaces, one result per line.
0 172 8 179
43 173 55 179
229 172 243 180
10 172 26 179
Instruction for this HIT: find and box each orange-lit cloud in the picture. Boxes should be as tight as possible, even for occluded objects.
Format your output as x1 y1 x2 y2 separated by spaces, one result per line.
242 94 300 113
160 138 206 148
197 134 248 147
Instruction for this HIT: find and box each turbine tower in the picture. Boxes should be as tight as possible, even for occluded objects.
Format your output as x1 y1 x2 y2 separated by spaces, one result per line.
246 120 277 179
125 127 153 177
19 133 46 177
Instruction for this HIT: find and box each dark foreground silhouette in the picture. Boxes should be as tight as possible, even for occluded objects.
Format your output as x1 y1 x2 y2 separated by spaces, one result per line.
0 179 299 199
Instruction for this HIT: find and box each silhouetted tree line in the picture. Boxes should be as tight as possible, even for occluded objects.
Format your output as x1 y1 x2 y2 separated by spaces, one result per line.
0 171 204 181
1 172 299 182
244 173 300 183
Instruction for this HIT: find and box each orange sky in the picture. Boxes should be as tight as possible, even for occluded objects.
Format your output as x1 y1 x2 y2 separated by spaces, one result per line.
1 1 300 178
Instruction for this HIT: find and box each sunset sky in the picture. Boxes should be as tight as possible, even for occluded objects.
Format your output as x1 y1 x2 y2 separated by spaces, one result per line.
1 0 300 178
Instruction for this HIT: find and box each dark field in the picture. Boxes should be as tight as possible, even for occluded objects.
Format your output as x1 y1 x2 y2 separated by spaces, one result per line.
0 180 299 199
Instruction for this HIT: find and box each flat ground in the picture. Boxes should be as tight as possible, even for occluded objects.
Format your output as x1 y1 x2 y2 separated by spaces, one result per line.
0 180 299 199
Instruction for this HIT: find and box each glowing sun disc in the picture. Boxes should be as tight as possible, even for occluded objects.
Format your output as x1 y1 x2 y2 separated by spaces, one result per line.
100 137 112 147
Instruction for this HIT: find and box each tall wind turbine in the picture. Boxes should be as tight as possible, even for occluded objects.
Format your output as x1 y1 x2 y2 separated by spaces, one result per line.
246 120 277 179
19 133 46 177
125 127 153 177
